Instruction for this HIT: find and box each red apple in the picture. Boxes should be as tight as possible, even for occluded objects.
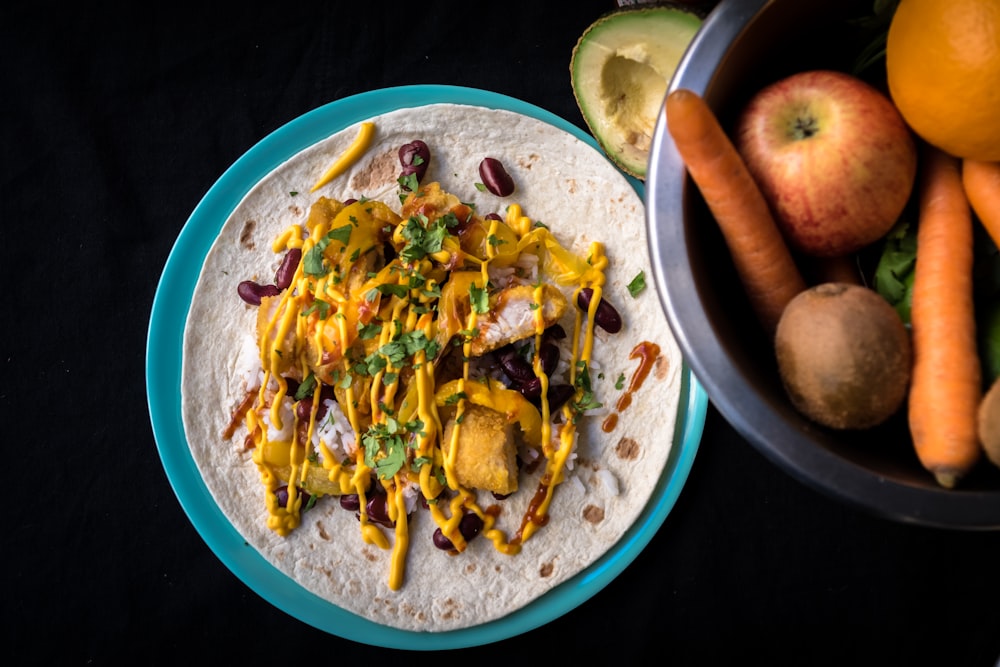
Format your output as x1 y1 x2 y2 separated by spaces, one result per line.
734 69 917 257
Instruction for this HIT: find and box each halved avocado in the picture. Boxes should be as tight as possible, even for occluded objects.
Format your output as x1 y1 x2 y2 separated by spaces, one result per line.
570 5 703 179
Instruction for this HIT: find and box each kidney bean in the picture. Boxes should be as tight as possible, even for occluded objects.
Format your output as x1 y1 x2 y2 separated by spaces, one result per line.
237 280 280 306
295 397 312 422
547 384 576 411
431 512 485 551
538 342 559 377
274 248 301 290
518 377 542 401
521 378 576 408
459 512 484 540
478 157 515 197
343 198 358 206
576 287 622 333
484 212 503 222
275 485 310 510
544 323 567 341
497 345 534 384
366 494 394 527
314 384 337 421
340 494 361 512
398 140 430 187
432 528 454 551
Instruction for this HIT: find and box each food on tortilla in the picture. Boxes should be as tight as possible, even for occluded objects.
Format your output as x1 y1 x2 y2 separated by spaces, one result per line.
181 103 682 631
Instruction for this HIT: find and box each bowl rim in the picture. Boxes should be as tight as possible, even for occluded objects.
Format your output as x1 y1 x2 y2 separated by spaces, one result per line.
645 0 1000 530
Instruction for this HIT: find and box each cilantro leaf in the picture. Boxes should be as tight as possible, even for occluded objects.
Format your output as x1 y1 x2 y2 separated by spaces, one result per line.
303 226 353 277
469 283 489 314
627 271 646 298
294 373 317 401
399 215 450 264
328 224 353 247
572 362 603 413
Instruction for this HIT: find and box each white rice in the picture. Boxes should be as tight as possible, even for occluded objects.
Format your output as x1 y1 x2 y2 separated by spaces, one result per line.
312 398 357 464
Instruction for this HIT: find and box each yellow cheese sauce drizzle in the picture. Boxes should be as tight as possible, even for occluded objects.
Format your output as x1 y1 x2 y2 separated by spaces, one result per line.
238 177 610 591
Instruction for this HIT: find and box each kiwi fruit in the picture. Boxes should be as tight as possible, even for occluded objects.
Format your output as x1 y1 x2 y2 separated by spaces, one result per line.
775 282 912 430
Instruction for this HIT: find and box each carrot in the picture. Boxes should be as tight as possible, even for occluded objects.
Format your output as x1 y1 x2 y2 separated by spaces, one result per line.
962 158 1000 247
665 88 806 336
908 145 982 488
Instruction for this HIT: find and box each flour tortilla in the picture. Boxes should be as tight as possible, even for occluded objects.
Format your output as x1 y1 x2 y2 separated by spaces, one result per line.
181 103 682 632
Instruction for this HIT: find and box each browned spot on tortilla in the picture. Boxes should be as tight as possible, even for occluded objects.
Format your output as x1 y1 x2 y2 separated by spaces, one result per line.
441 598 458 620
539 562 554 577
655 353 670 380
465 563 477 574
495 565 502 573
401 602 424 620
566 178 578 195
518 153 540 170
315 521 330 540
616 436 640 461
363 547 378 562
239 219 257 250
376 597 399 616
583 504 605 524
349 147 396 192
288 203 304 217
406 606 426 622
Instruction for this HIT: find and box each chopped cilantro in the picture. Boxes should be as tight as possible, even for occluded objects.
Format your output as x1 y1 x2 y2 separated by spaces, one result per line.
303 244 327 277
627 271 647 298
302 299 330 319
615 373 626 390
398 172 419 192
337 372 353 389
399 215 450 264
361 416 426 480
303 494 318 511
572 362 603 413
303 225 353 277
328 224 353 246
469 283 489 314
357 320 381 340
295 373 317 401
443 391 467 406
377 283 409 298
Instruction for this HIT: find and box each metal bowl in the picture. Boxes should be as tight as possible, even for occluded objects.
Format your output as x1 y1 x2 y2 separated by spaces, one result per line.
646 0 1000 529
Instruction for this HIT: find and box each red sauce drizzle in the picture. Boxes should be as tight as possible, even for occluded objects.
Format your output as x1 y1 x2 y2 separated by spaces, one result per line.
223 390 256 440
510 473 552 546
601 341 661 433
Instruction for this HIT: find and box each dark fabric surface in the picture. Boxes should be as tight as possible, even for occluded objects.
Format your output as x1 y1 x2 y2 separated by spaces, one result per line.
4 1 1000 664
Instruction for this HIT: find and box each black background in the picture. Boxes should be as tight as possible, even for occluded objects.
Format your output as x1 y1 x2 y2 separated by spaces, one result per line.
5 1 1000 664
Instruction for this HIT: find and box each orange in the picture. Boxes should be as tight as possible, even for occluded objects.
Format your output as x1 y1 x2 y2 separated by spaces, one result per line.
886 0 1000 161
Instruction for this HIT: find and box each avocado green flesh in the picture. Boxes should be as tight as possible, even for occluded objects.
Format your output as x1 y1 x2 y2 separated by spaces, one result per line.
571 7 702 179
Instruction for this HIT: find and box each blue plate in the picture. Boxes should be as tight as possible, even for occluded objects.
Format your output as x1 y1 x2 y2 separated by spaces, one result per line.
146 84 707 650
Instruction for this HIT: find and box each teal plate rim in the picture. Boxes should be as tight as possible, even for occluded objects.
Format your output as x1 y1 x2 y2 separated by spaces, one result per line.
145 84 708 651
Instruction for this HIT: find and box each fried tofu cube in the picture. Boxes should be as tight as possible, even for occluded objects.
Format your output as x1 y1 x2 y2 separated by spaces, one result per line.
441 404 518 495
